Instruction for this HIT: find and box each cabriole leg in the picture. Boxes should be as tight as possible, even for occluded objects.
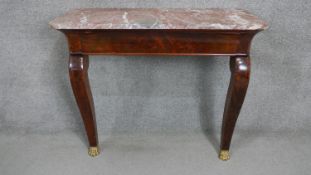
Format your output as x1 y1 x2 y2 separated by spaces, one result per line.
220 56 250 161
69 54 99 157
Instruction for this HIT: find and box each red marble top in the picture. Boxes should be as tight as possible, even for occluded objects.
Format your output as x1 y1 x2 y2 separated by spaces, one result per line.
50 8 268 30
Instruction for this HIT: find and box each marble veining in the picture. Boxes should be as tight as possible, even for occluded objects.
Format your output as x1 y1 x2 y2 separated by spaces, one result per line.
49 8 268 30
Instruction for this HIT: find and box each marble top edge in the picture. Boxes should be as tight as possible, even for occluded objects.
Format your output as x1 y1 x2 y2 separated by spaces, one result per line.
49 8 268 30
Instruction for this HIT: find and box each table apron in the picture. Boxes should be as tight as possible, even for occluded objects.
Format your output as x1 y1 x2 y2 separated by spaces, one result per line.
62 30 257 56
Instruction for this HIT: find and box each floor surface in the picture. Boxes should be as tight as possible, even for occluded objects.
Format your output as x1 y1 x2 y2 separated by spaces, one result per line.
0 130 310 175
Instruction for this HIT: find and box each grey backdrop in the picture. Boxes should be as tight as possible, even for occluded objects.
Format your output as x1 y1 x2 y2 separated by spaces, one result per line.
0 0 310 135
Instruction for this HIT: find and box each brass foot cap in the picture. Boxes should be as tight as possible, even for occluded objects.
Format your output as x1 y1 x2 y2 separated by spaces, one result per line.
88 146 100 157
219 150 230 161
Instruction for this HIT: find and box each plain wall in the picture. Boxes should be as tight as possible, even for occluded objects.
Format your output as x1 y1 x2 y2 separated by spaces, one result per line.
0 0 310 135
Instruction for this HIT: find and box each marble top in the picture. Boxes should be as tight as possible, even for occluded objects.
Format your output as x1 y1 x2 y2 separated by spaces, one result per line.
49 8 268 30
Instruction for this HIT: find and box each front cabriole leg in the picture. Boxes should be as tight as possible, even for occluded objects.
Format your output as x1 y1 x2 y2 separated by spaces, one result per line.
69 54 99 157
219 56 250 161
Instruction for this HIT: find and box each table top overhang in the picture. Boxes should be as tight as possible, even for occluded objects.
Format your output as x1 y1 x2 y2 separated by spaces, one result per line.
49 8 268 30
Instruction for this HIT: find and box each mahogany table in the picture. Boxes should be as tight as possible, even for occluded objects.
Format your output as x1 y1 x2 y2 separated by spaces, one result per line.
50 8 267 160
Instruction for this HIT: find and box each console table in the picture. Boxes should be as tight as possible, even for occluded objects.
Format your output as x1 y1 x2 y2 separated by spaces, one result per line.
50 8 267 160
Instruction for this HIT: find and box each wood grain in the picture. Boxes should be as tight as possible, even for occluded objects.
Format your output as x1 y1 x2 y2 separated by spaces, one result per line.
69 54 98 147
220 56 250 150
61 28 260 158
63 29 258 56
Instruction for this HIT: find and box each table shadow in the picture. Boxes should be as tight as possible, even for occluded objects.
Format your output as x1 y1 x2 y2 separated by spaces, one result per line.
196 56 225 153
